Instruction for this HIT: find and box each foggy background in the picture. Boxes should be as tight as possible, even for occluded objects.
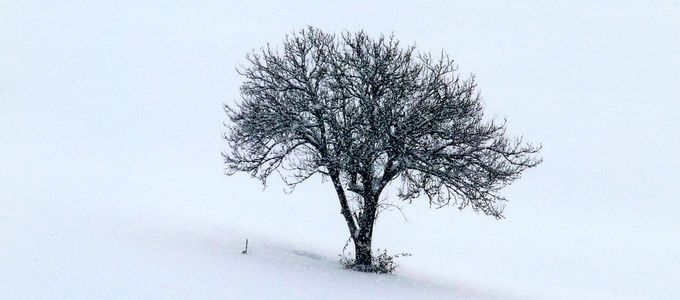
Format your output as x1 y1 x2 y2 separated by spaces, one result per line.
2 1 679 298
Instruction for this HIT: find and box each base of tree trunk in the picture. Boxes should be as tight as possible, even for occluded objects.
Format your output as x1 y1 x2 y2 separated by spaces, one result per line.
354 243 372 269
340 245 407 274
351 263 376 273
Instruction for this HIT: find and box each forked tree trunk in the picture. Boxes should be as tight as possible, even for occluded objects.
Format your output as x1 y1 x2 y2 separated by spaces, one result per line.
329 169 382 271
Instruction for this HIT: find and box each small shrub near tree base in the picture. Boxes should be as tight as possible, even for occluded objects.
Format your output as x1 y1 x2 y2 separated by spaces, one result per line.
337 237 411 273
340 250 412 274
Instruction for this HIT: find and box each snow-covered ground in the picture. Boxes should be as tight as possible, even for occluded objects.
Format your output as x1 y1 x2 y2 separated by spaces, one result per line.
2 1 679 299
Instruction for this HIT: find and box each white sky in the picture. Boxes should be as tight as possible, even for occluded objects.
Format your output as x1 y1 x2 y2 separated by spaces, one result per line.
2 1 679 299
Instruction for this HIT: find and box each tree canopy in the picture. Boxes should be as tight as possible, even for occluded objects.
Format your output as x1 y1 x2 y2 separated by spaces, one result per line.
224 27 542 270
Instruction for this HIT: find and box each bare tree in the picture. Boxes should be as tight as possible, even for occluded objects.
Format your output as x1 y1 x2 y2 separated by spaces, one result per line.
223 27 542 271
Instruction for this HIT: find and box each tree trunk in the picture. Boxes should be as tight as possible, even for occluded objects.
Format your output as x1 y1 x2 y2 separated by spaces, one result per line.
353 236 372 270
353 191 379 271
329 168 383 272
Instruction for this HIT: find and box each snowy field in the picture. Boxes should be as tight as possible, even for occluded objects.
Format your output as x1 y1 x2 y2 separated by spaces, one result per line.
2 1 679 299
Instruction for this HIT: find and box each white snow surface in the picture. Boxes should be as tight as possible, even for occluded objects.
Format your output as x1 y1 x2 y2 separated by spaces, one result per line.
2 1 680 299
